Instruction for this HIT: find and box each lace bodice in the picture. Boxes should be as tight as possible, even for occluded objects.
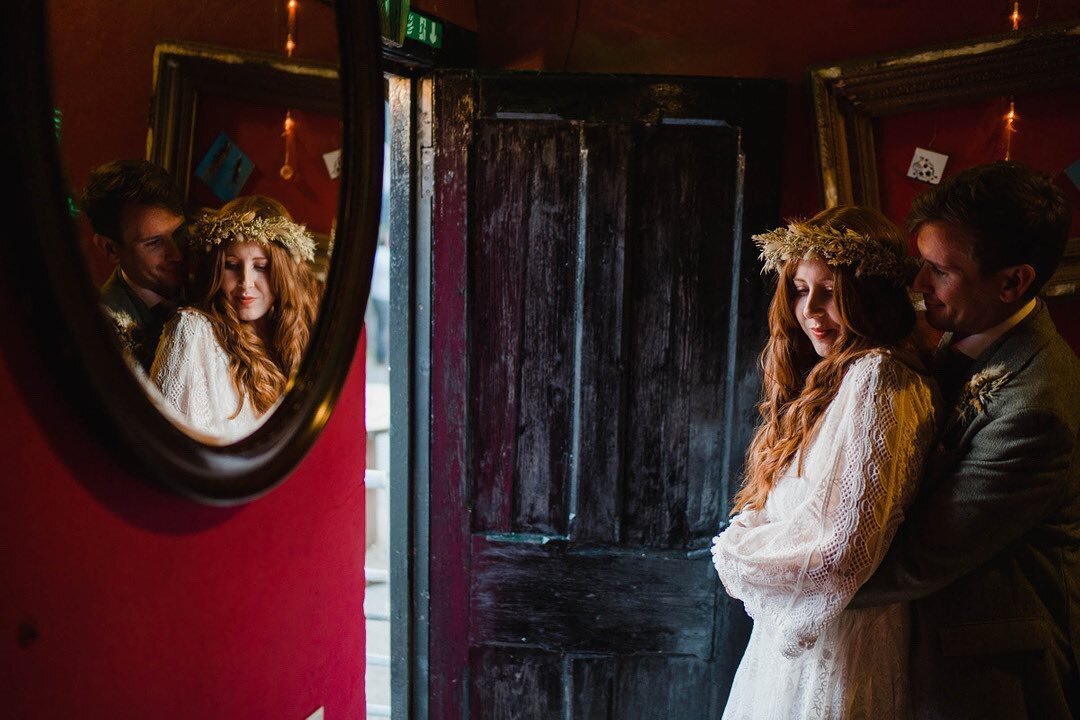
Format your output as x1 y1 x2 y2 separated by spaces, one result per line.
150 309 264 443
712 350 937 719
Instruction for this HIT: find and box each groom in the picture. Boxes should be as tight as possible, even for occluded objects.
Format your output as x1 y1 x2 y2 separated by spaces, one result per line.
80 159 187 371
852 162 1079 719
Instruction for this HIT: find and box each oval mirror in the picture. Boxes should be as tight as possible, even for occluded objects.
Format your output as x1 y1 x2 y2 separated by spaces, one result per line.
2 0 382 503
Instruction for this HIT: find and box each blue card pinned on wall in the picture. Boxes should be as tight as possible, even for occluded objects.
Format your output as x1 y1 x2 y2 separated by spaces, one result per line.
1066 159 1080 192
195 132 255 202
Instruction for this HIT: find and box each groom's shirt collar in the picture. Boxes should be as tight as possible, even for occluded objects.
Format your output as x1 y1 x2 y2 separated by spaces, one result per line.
951 297 1036 360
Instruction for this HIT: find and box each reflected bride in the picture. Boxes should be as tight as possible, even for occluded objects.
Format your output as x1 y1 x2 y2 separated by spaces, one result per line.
149 195 319 443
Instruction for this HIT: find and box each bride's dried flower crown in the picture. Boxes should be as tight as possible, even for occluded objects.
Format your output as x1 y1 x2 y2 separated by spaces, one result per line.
190 210 316 263
752 221 917 285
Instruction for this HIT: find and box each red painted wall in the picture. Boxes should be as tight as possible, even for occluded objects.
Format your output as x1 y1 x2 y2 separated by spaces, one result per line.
0 331 367 719
3 2 367 718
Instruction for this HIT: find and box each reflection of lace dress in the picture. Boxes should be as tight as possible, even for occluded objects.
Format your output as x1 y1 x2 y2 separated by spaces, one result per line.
712 351 936 720
150 308 263 443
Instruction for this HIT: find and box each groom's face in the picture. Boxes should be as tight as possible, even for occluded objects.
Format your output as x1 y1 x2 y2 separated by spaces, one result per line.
112 204 186 298
912 221 1004 337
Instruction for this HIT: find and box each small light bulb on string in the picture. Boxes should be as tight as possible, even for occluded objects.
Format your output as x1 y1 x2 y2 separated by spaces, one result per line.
1002 99 1019 161
1010 2 1021 31
281 111 296 179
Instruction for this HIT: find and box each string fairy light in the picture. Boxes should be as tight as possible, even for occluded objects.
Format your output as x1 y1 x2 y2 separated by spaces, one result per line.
280 0 299 179
1002 3 1022 160
1002 100 1019 161
286 0 298 57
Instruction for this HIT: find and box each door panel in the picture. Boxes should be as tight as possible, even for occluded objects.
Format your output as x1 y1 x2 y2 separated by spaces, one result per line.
472 120 580 536
471 538 716 655
623 124 737 548
574 124 631 546
429 71 784 719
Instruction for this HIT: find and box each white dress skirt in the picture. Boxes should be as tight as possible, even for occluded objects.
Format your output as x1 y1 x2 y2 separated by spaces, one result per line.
712 351 937 720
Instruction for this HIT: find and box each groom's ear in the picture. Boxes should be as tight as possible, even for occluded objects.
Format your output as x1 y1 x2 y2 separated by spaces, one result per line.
997 263 1036 304
92 233 121 264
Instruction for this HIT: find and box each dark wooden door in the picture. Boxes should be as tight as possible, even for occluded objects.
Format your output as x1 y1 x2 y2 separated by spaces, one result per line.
427 72 784 720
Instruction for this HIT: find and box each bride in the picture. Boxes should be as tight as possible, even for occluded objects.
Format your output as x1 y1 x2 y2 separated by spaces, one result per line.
150 195 319 442
712 206 937 719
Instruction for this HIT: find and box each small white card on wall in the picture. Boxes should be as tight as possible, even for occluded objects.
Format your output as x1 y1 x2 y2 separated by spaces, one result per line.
322 149 342 180
907 147 949 185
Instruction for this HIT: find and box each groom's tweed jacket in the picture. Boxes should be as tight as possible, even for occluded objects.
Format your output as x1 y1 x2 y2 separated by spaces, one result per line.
852 300 1080 719
99 269 166 372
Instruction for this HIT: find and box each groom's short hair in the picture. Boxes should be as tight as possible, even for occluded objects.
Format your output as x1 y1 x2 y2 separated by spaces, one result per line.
80 160 185 245
907 161 1070 299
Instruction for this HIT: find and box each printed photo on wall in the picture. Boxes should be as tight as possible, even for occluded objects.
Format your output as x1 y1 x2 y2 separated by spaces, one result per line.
195 131 255 201
322 148 342 179
907 147 949 185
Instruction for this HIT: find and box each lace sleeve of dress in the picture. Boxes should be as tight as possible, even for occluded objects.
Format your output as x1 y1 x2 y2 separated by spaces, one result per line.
711 352 936 657
150 310 222 435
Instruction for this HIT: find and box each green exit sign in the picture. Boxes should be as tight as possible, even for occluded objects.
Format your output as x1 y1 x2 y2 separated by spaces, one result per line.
405 11 443 49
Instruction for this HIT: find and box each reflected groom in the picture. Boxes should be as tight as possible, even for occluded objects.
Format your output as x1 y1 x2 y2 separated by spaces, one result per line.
80 159 186 371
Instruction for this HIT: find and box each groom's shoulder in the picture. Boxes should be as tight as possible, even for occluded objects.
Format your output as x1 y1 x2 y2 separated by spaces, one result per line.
992 325 1080 434
1015 323 1080 396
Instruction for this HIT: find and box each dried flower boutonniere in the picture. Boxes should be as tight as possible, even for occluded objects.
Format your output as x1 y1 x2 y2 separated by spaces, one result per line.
104 308 141 360
951 364 1012 427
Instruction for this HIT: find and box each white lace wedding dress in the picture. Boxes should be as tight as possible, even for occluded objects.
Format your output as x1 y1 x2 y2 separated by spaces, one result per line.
712 350 936 720
150 308 264 443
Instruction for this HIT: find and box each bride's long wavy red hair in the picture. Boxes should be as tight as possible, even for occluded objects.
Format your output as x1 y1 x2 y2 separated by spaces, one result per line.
732 206 915 513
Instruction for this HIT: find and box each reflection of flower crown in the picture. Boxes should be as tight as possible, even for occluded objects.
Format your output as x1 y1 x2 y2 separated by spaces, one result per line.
191 210 316 263
752 220 918 285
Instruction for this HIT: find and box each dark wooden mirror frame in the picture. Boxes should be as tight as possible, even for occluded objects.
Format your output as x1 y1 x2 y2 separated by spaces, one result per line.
1 0 383 504
810 20 1080 210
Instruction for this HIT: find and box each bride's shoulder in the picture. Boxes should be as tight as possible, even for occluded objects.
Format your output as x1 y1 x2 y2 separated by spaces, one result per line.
168 307 214 333
160 308 222 351
844 347 932 393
